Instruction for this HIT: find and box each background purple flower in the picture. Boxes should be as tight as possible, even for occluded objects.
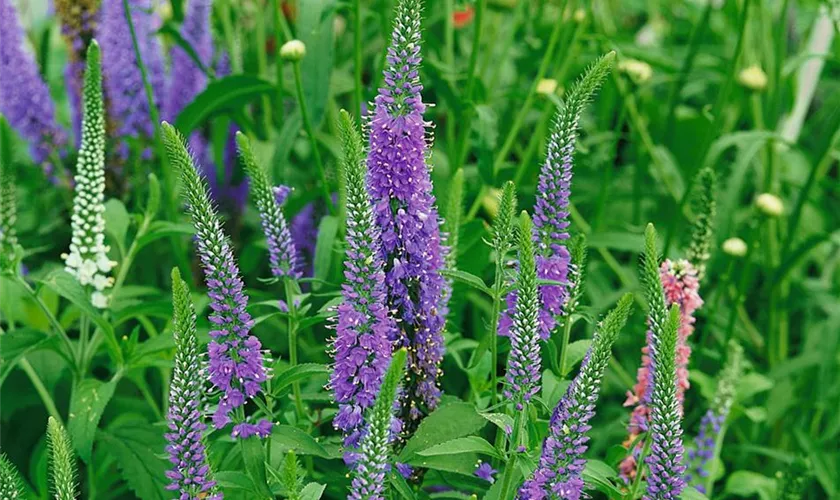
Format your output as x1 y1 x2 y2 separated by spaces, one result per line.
164 0 212 121
0 0 67 179
55 0 98 144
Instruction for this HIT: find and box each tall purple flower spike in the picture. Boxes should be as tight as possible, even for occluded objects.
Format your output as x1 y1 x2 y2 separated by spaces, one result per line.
366 0 449 425
330 111 396 451
165 268 222 500
161 122 271 440
0 0 67 179
519 294 632 500
499 52 615 341
164 0 212 121
97 0 166 160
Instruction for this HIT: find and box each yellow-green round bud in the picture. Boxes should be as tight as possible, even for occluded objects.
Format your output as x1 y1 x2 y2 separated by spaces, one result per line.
280 39 306 62
738 65 767 92
722 237 748 258
755 193 784 217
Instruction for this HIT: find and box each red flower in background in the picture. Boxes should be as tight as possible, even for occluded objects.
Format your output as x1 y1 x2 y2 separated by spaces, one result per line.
453 5 474 29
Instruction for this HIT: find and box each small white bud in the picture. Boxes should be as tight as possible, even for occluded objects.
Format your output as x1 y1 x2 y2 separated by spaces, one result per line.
722 237 748 258
755 193 784 217
738 65 767 92
280 39 306 62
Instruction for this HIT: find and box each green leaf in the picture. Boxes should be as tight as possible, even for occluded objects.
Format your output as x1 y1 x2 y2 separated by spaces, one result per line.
104 199 130 251
96 423 169 500
269 425 332 460
583 460 623 498
214 471 259 492
389 471 417 500
297 0 336 127
724 470 776 500
38 270 121 363
736 373 774 402
134 221 195 252
398 402 486 462
0 328 54 382
300 482 327 500
440 269 492 295
562 339 592 376
479 412 514 434
68 377 119 463
240 436 272 498
416 436 501 459
174 75 275 135
680 486 710 500
312 215 338 290
271 363 330 397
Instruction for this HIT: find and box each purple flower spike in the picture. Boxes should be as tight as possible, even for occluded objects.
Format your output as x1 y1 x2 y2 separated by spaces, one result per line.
519 294 633 500
165 269 222 500
366 0 449 424
0 0 67 179
499 53 615 341
331 112 396 449
164 0 212 121
98 0 166 160
162 122 270 439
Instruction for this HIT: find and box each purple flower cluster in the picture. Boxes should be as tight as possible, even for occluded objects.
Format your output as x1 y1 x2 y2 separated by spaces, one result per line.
366 0 449 421
331 174 395 448
55 0 98 143
0 0 67 178
164 0 212 121
97 0 165 160
686 409 723 493
165 269 221 500
163 122 271 439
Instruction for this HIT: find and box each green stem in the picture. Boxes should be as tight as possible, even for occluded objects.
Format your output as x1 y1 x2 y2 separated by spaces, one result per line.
13 275 77 371
724 221 759 346
453 0 487 170
271 0 287 122
254 4 273 134
557 315 574 377
489 261 504 406
498 411 525 499
284 279 306 422
292 62 333 212
352 0 364 119
20 358 64 425
628 436 651 499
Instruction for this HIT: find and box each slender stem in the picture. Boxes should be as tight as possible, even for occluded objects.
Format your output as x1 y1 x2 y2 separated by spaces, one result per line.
254 3 273 134
284 279 306 422
724 221 759 346
79 316 91 374
20 358 64 425
557 315 574 377
291 62 333 212
628 436 651 499
703 422 729 495
453 0 488 170
271 0 286 122
13 275 77 370
489 260 504 406
353 0 364 119
498 410 526 499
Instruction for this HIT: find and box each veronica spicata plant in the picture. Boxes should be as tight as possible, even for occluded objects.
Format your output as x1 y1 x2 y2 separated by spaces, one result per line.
366 0 449 423
164 0 213 121
47 417 78 500
61 41 117 309
237 132 299 279
0 162 18 273
687 340 744 493
348 348 407 500
520 293 634 500
162 121 271 438
330 110 397 449
639 224 687 500
165 267 220 499
504 211 541 411
0 0 67 180
499 51 615 340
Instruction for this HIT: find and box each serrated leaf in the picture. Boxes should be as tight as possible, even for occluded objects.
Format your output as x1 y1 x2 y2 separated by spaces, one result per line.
96 423 168 499
300 482 327 500
0 328 55 382
68 377 119 463
398 402 486 462
271 363 330 397
480 412 514 434
417 436 501 459
241 435 271 497
389 471 417 500
269 425 332 460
